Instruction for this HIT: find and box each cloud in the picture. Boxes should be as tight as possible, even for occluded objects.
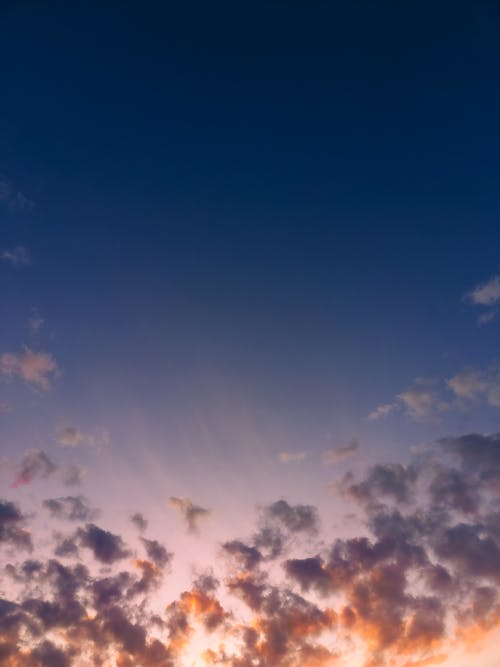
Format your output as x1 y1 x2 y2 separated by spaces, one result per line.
323 438 359 464
466 275 500 324
77 523 131 564
446 367 489 400
0 499 32 551
2 431 500 667
367 403 396 421
43 496 99 522
222 539 263 571
130 512 148 532
278 450 309 464
398 382 448 420
59 463 86 486
12 449 57 488
141 537 172 569
446 365 500 409
0 347 57 391
56 424 109 449
260 499 319 535
467 275 500 306
340 463 419 506
369 363 500 424
169 496 211 533
1 245 31 266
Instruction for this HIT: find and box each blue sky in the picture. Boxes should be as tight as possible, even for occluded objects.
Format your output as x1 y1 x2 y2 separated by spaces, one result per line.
1 3 500 666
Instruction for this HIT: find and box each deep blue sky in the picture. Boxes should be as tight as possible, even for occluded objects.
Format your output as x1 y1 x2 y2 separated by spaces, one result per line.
1 1 500 454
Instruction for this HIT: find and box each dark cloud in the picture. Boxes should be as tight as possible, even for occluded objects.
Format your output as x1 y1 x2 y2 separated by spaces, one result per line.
43 496 98 522
141 537 172 569
77 523 131 564
222 539 263 571
130 512 148 532
0 499 32 551
260 499 319 534
439 432 500 481
340 463 418 506
2 431 500 667
428 467 480 514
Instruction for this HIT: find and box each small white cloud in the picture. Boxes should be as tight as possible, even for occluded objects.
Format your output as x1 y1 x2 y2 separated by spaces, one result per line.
323 439 359 465
278 450 309 464
467 275 500 306
0 347 57 391
1 246 31 266
367 403 396 421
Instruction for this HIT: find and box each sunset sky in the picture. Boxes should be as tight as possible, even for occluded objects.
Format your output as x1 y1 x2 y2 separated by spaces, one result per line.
1 3 500 666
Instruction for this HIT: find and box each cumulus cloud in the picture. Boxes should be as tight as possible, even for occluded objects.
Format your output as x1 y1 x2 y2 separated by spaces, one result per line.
2 431 500 667
169 496 211 533
0 347 57 391
43 496 98 522
323 438 359 464
141 537 172 569
1 245 31 266
0 499 32 551
466 274 500 324
77 523 131 564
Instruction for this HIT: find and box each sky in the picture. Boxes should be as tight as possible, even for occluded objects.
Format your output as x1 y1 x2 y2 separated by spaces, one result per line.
1 1 500 666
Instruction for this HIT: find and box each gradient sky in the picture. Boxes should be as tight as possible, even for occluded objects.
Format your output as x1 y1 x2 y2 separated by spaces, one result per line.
1 3 500 666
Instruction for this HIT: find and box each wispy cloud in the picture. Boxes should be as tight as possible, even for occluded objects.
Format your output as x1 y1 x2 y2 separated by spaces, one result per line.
323 438 359 464
28 307 44 335
398 380 448 420
0 347 57 391
368 380 448 422
465 274 500 324
56 424 109 449
11 449 57 488
60 463 86 486
1 245 31 266
169 496 211 533
367 402 395 421
278 450 309 464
